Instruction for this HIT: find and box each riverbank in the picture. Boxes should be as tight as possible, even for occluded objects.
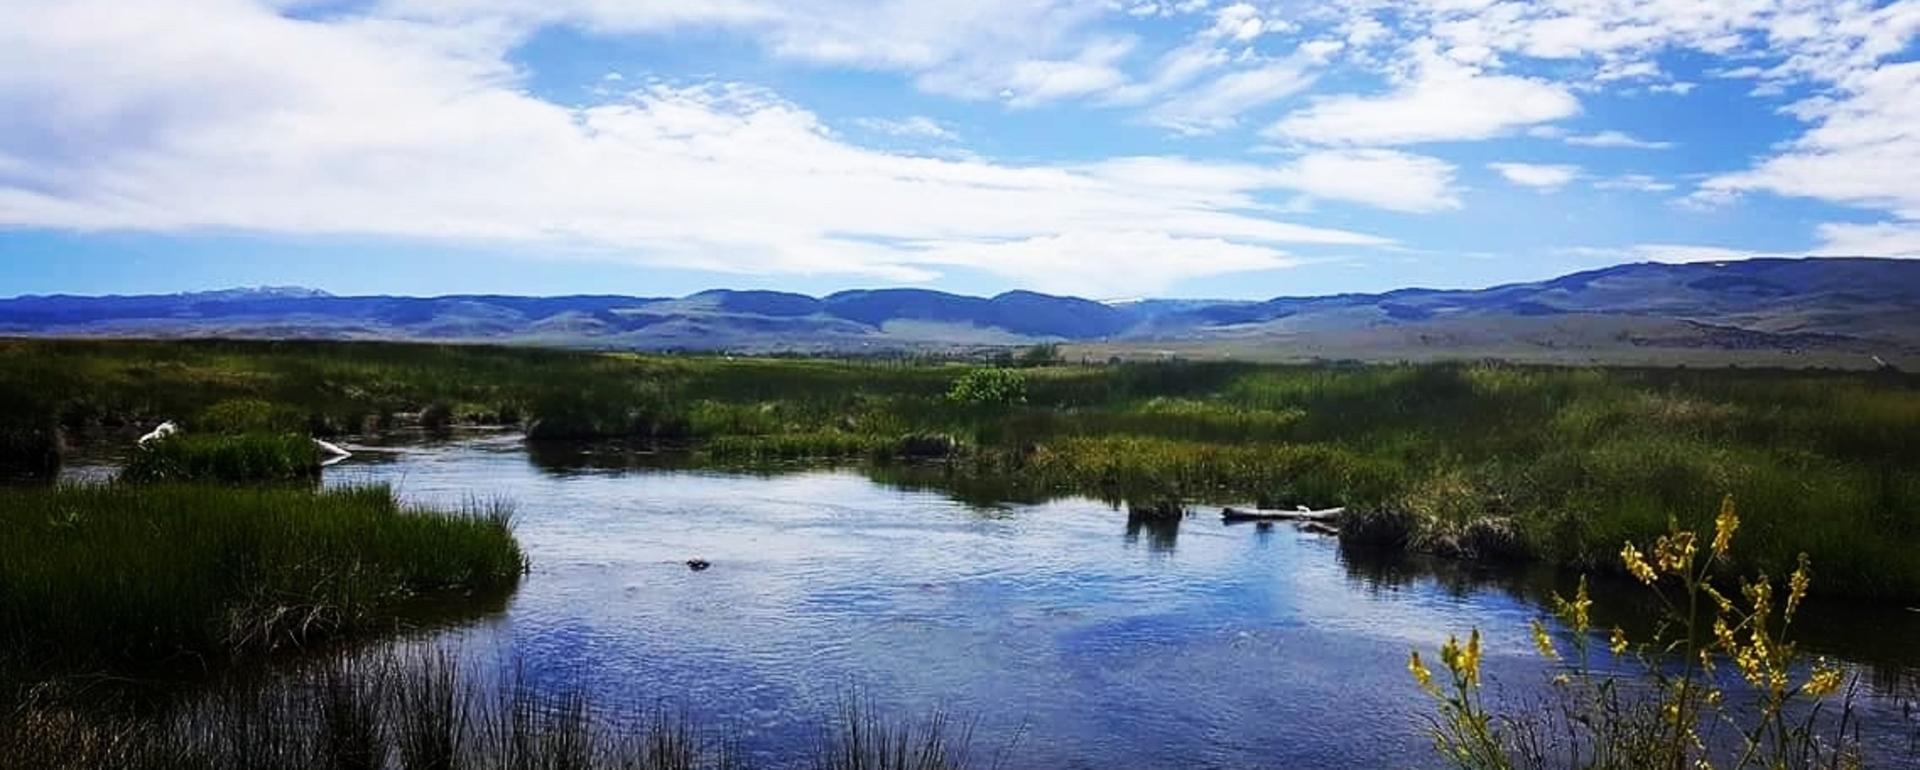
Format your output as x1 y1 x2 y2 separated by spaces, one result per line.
3 337 1915 597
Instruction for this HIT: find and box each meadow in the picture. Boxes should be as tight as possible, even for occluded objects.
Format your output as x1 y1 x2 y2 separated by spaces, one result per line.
1 337 1916 598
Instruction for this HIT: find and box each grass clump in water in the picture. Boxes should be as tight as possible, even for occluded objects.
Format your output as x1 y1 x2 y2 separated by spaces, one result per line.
0 484 524 677
120 433 322 484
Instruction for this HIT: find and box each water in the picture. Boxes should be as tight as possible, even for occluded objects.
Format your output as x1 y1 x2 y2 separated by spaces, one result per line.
53 433 1920 767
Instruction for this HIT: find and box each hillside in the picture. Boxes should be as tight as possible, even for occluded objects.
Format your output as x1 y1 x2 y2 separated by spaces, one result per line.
3 258 1915 366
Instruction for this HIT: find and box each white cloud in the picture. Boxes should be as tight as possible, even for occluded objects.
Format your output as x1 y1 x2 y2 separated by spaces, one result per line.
1272 149 1461 212
384 0 1131 106
1489 162 1578 190
1625 244 1790 263
852 115 958 141
1143 57 1319 134
910 230 1297 296
0 0 1391 296
1700 61 1920 220
1592 174 1675 192
1563 130 1673 149
1812 222 1920 258
994 37 1136 107
1265 57 1579 145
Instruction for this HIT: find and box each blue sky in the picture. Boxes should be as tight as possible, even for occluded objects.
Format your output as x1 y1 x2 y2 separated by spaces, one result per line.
1 0 1916 299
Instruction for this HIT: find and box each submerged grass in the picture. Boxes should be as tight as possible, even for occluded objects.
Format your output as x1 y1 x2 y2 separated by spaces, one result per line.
0 484 525 678
3 338 1917 596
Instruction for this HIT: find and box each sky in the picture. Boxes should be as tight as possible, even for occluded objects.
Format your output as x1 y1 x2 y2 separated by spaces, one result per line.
1 0 1917 300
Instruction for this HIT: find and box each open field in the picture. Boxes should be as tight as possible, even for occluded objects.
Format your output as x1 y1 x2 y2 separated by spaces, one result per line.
2 337 1916 598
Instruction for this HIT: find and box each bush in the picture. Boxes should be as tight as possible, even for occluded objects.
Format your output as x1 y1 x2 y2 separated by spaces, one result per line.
946 368 1027 407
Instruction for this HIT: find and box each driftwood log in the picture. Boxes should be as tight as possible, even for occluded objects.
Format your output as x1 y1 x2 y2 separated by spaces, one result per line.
1220 505 1345 523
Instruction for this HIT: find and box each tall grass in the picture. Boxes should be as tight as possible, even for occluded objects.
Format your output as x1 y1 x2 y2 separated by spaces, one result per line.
120 433 322 483
0 484 524 678
0 649 1000 770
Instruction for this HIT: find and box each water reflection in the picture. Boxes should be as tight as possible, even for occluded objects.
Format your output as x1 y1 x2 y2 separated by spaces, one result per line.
1123 505 1183 554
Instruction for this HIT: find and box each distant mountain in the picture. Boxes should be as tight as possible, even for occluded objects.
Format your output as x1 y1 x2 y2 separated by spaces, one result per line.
3 258 1916 365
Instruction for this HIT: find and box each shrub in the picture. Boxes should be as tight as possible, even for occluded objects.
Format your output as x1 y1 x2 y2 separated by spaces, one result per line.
946 368 1027 407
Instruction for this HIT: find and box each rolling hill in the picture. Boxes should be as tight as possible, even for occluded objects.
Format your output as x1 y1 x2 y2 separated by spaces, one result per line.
3 258 1915 366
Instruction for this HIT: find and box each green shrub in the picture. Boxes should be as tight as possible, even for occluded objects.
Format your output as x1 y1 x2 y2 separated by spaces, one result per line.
946 368 1027 406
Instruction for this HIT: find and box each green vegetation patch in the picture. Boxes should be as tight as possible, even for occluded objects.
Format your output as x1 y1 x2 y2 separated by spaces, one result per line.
0 484 524 676
120 433 322 484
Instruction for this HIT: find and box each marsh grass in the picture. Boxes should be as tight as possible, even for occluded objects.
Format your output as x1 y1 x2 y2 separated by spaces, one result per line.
0 649 1002 770
120 433 322 483
0 484 524 678
4 339 1917 596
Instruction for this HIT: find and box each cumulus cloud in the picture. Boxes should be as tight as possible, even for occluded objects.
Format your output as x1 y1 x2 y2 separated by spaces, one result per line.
1489 162 1579 190
1700 61 1920 221
1265 54 1579 145
0 0 1395 296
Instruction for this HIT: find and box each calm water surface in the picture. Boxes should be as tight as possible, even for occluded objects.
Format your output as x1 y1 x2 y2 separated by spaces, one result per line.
60 433 1920 768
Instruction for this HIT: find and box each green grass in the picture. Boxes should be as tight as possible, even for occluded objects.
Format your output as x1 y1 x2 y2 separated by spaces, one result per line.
3 338 1917 597
0 484 524 678
120 433 322 484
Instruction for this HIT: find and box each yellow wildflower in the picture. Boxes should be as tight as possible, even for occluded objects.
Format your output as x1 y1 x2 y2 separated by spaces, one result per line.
1462 629 1483 687
1786 553 1811 621
1551 577 1593 635
1408 650 1436 693
1804 658 1843 698
1530 619 1560 661
1622 542 1657 584
1712 617 1738 653
1609 627 1630 656
1712 496 1739 558
1655 528 1697 575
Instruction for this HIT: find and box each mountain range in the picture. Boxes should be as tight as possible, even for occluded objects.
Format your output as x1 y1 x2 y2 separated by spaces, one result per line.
4 258 1916 367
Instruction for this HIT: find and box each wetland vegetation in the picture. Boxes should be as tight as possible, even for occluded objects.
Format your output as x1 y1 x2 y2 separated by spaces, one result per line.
1 336 1916 768
4 337 1914 598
